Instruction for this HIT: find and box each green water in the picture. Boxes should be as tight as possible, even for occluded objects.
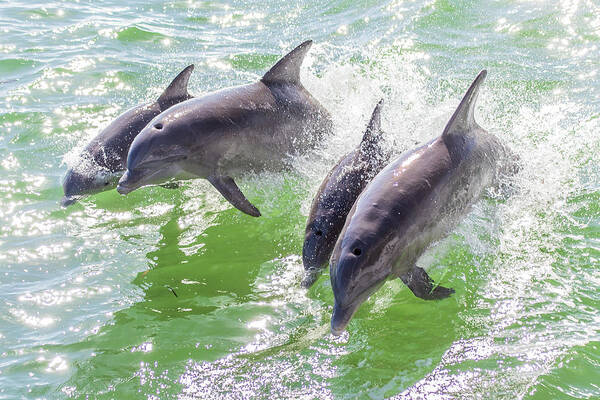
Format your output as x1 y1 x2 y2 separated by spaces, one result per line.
1 0 599 399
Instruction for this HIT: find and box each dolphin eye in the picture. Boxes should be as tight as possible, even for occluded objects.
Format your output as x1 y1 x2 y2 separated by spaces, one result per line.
352 248 362 256
315 230 323 237
154 123 163 130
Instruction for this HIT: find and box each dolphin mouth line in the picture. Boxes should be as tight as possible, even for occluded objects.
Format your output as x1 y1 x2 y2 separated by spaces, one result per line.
116 183 136 195
117 165 171 195
118 154 190 195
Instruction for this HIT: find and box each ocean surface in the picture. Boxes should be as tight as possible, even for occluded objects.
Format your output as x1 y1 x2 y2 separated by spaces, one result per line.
1 0 599 399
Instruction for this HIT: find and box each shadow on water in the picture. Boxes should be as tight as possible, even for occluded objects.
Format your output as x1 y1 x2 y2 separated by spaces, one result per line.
50 191 305 398
172 236 486 400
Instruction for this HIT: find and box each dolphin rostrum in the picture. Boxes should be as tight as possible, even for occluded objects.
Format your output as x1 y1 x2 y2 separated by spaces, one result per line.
61 65 195 206
302 100 390 288
329 71 515 335
116 40 333 217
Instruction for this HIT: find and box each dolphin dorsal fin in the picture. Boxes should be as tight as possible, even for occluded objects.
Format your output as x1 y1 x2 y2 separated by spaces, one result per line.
360 99 384 153
442 70 487 141
261 40 312 85
157 64 194 107
363 99 384 142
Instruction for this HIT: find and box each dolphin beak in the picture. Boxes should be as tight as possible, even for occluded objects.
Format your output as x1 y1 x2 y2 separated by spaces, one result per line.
116 183 133 195
117 170 140 195
60 195 79 207
301 268 321 288
301 237 330 288
117 163 179 195
330 301 358 336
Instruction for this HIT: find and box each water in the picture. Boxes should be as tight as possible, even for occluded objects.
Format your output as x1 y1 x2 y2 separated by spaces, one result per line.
1 0 599 398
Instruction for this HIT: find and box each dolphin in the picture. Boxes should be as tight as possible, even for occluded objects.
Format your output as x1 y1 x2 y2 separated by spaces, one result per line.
61 65 195 206
116 40 333 217
302 100 390 288
329 71 515 335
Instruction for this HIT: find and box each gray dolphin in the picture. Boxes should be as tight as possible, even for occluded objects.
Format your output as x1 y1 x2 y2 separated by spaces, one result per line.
329 70 514 335
116 40 333 217
61 65 195 206
302 100 390 288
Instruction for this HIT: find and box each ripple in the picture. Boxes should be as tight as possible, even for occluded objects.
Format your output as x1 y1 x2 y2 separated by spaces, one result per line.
185 16 210 24
208 11 266 29
18 286 112 307
228 52 278 71
116 26 167 43
9 308 56 328
0 58 37 75
19 7 67 20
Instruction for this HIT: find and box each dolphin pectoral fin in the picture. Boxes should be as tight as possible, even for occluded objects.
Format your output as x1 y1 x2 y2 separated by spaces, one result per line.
207 175 261 217
400 266 455 300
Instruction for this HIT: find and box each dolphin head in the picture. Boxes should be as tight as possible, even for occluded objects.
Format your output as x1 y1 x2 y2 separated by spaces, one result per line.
61 162 119 206
329 215 392 335
301 211 345 287
117 112 196 194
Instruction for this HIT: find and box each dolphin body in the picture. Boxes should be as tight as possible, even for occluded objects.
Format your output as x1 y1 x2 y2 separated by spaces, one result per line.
330 71 514 335
117 40 333 217
302 100 390 288
61 65 195 206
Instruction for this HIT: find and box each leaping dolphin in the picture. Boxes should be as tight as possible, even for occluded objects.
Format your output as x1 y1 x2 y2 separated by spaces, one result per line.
116 40 333 217
329 71 516 335
302 100 390 288
61 65 195 206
